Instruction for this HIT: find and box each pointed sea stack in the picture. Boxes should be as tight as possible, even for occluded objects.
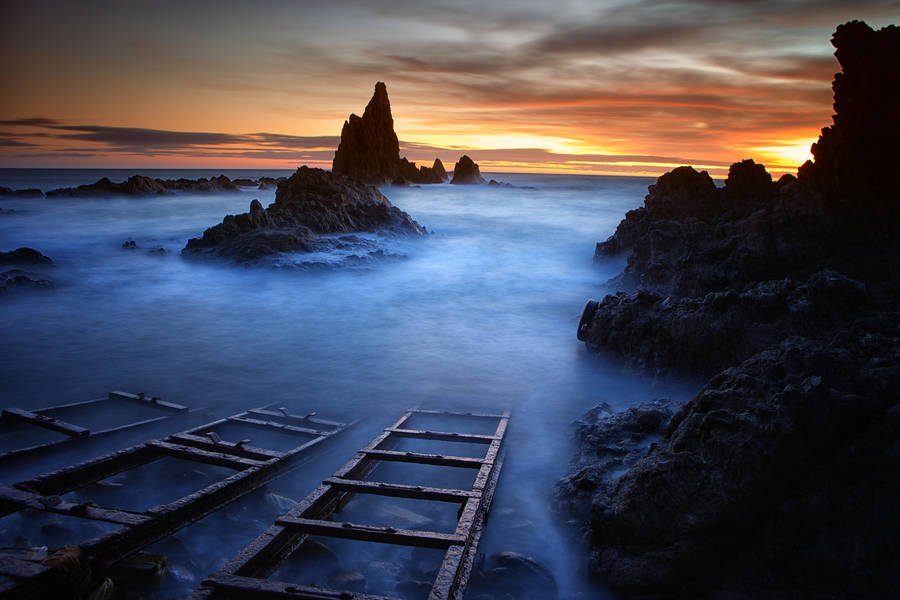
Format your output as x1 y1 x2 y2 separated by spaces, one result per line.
332 82 447 185
450 155 486 185
431 158 448 181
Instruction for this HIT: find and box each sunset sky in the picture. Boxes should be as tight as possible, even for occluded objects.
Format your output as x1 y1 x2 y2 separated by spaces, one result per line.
2 1 898 177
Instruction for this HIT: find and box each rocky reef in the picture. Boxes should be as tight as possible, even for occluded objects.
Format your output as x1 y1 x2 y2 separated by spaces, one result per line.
43 174 252 197
560 21 900 598
449 155 486 185
1 247 55 293
182 166 426 264
332 82 448 185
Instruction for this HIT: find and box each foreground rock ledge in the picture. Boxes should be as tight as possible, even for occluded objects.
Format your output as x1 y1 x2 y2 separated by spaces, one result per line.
182 166 426 263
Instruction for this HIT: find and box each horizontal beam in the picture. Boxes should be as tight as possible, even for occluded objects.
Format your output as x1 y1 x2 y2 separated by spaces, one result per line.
323 477 476 503
275 516 466 549
169 433 283 461
386 427 497 444
0 486 150 526
411 408 507 420
201 574 404 600
247 408 344 429
109 390 188 413
148 440 269 471
228 416 330 437
363 449 484 469
2 408 89 437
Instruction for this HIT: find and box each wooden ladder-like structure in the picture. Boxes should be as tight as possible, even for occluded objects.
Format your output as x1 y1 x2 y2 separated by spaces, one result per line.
0 390 191 463
0 404 355 599
187 408 510 600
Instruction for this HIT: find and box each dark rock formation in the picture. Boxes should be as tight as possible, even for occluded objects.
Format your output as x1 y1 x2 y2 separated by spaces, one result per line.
232 178 256 187
0 247 54 266
450 155 486 185
431 158 448 181
183 166 426 263
1 248 55 293
0 187 43 197
332 82 447 185
467 552 558 600
562 21 900 598
45 174 240 197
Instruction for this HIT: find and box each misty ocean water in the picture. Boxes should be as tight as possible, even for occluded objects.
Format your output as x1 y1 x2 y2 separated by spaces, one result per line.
0 169 699 598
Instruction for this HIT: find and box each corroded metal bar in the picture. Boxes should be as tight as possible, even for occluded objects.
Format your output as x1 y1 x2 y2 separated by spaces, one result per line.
274 516 467 548
1 408 90 437
323 477 476 503
109 390 188 413
227 415 330 437
148 440 270 471
169 433 284 461
0 486 150 526
200 574 404 600
362 448 484 469
384 427 497 444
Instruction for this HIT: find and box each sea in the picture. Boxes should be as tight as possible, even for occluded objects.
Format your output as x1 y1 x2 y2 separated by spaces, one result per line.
0 169 699 598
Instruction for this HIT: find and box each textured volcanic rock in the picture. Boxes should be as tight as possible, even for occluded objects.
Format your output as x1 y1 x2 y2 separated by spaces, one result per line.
332 82 446 185
0 247 54 266
0 187 43 197
449 155 486 185
431 158 448 181
182 166 426 263
45 174 240 197
561 21 900 598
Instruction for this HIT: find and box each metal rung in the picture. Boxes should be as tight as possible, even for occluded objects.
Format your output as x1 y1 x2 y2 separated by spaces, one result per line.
324 477 477 502
363 448 485 469
109 390 188 413
228 415 331 437
0 486 151 526
202 574 405 600
149 440 271 471
169 433 284 461
2 408 90 437
274 516 467 549
411 408 508 420
386 427 497 444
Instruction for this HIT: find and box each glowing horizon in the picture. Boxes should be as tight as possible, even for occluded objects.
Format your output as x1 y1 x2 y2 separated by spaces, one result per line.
2 1 897 179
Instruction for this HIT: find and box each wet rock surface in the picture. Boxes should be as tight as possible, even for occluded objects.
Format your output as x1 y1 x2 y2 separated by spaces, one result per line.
1 247 55 293
332 81 447 185
44 174 247 197
449 155 486 185
563 21 900 598
182 166 426 264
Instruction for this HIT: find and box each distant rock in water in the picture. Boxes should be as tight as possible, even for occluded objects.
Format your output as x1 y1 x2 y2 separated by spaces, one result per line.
0 186 43 198
45 174 242 197
1 247 55 293
450 155 486 185
0 247 54 266
182 166 426 264
431 158 448 181
332 82 447 185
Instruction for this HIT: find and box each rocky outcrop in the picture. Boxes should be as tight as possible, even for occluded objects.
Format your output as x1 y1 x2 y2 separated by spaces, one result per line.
562 21 900 598
332 82 447 185
0 187 43 197
1 247 55 293
45 175 242 197
449 155 486 185
431 158 448 181
1 247 54 266
182 166 426 263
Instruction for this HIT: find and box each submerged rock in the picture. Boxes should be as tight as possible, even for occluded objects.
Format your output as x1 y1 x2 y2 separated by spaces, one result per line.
449 155 486 185
0 187 43 197
467 551 558 600
0 247 54 266
182 166 426 263
45 174 241 197
332 82 447 185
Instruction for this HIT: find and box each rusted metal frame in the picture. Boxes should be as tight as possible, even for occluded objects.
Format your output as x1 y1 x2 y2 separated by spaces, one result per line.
227 416 331 438
148 440 270 471
108 390 188 413
246 408 344 430
361 449 483 469
0 486 150 526
471 415 508 492
13 443 161 497
274 516 467 549
384 427 497 444
169 433 284 461
185 409 507 600
81 431 346 567
430 423 508 600
410 408 507 420
1 408 90 437
323 477 476 503
199 574 404 600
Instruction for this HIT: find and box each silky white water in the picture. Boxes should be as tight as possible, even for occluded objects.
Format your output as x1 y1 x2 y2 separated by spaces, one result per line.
0 169 699 598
